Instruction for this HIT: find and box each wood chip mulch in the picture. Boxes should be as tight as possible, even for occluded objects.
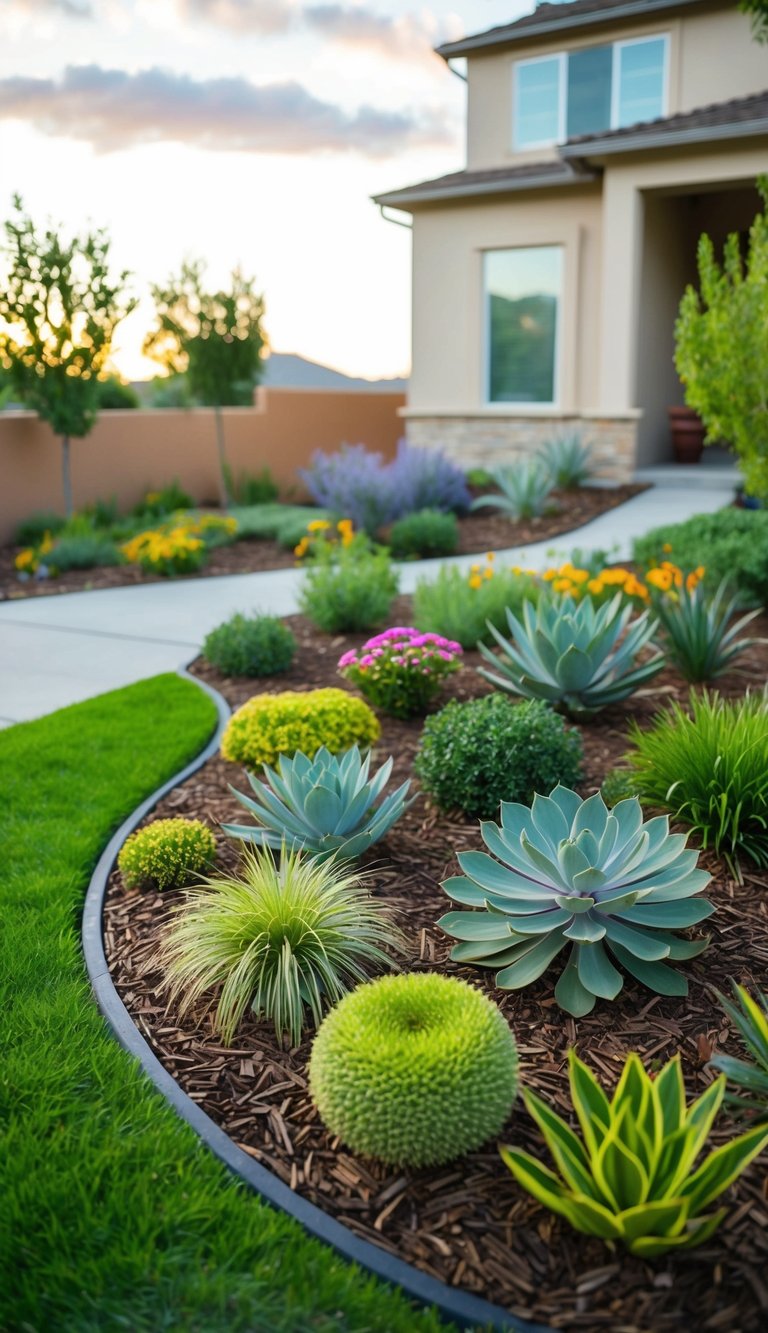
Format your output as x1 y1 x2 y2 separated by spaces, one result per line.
0 484 642 601
103 601 768 1331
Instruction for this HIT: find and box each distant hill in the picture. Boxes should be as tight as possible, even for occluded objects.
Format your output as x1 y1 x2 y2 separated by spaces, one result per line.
259 352 407 393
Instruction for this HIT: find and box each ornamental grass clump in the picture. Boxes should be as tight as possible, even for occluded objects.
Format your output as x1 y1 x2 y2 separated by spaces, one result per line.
413 559 540 650
624 690 768 876
415 695 582 820
202 612 295 677
297 528 398 634
224 746 412 862
652 577 759 682
118 817 216 891
439 785 713 1017
502 1049 768 1256
470 460 555 520
309 973 518 1167
220 688 380 771
338 626 462 719
710 983 768 1117
158 845 400 1046
478 592 664 720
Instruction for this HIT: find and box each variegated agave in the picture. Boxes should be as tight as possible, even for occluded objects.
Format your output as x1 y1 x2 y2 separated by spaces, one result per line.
223 745 412 862
438 785 714 1016
477 592 664 720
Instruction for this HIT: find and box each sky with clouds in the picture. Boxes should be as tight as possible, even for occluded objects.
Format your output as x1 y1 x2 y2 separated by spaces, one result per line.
0 0 532 379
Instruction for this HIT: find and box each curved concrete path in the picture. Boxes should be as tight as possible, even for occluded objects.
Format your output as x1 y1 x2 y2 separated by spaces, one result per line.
0 480 734 726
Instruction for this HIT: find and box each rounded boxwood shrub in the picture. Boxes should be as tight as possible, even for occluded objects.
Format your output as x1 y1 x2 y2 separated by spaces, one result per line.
388 509 458 560
414 694 583 819
202 612 295 678
118 817 216 891
309 973 518 1166
220 688 380 770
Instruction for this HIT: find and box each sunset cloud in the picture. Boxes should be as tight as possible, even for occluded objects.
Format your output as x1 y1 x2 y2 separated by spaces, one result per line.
0 64 455 156
5 0 93 16
176 0 297 35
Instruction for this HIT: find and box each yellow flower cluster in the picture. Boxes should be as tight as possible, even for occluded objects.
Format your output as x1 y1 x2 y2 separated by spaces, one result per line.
294 517 355 560
221 688 380 770
540 559 705 603
467 552 538 590
117 817 216 891
122 514 237 576
15 532 54 575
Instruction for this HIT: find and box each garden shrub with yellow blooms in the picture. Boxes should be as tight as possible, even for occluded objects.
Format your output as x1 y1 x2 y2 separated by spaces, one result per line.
14 531 54 577
118 817 217 890
122 514 238 576
221 688 381 770
540 558 705 604
293 517 356 561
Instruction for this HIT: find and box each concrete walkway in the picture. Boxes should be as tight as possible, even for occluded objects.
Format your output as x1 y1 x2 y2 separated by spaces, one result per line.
0 479 736 726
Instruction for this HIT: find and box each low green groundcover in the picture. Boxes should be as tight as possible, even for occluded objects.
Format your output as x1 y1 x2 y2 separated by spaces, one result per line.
0 674 448 1333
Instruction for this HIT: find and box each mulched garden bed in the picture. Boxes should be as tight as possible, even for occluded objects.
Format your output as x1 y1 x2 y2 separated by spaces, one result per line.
103 599 768 1331
1 484 643 601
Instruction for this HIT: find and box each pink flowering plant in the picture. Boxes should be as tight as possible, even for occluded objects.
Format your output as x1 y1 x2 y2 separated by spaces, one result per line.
338 626 463 719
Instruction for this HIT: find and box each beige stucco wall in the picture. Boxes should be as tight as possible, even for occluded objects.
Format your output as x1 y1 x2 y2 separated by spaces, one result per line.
465 1 763 173
0 388 404 544
407 183 602 415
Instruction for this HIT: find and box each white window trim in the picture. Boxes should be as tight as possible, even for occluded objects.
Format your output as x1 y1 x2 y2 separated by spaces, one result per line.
481 246 564 411
512 32 669 150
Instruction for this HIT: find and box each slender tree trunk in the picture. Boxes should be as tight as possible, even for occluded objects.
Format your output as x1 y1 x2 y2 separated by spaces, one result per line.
213 405 232 508
61 434 73 517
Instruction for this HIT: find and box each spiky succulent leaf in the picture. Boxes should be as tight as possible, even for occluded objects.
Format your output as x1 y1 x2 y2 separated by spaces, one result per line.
709 984 768 1114
502 1050 768 1254
654 577 760 683
224 745 412 861
439 785 713 1015
478 593 664 719
470 460 555 520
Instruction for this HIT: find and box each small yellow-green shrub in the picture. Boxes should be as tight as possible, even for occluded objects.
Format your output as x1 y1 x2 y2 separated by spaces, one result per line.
118 817 216 890
220 688 380 770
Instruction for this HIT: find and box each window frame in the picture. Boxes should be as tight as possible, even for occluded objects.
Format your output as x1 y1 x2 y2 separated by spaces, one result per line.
511 32 669 150
481 244 564 410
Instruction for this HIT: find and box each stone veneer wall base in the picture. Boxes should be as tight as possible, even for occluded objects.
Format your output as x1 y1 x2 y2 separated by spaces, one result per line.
404 416 638 483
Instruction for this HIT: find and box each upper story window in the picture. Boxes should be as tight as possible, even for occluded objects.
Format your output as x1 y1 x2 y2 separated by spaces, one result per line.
513 34 668 150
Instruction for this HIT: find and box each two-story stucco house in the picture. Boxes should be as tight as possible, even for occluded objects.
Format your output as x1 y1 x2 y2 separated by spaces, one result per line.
374 0 768 480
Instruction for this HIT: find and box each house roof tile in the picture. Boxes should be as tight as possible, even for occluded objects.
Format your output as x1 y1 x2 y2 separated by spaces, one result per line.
561 88 768 154
373 160 595 209
437 0 709 58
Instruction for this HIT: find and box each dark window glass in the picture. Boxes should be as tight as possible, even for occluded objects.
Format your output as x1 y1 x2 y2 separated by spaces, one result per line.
566 44 612 138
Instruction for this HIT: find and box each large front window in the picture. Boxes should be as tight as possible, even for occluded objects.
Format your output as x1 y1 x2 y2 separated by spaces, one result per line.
484 246 563 405
513 35 667 149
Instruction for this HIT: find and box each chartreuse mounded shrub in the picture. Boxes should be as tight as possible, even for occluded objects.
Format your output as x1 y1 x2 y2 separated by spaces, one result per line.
413 560 540 650
652 577 759 683
118 817 216 891
0 677 450 1333
224 746 412 862
220 688 380 770
502 1049 768 1257
439 786 714 1017
202 612 296 677
478 592 664 720
710 984 768 1116
159 845 399 1046
414 695 582 820
633 507 768 608
309 973 518 1166
388 508 458 559
624 690 768 876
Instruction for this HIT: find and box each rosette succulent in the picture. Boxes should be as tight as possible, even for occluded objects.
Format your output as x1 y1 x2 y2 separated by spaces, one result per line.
478 593 664 719
438 785 714 1016
223 745 412 861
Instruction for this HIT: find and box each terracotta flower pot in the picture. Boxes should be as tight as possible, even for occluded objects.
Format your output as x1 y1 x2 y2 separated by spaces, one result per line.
668 406 705 464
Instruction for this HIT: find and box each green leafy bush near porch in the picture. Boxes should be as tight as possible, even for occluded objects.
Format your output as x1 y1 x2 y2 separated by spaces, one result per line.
0 676 449 1333
632 508 768 607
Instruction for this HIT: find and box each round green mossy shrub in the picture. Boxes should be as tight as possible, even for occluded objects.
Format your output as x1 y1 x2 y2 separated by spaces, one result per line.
388 509 458 560
414 694 583 819
220 688 380 770
202 612 296 677
118 817 216 890
309 973 518 1167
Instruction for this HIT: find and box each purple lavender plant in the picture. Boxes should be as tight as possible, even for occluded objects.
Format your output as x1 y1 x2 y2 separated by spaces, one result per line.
388 439 471 517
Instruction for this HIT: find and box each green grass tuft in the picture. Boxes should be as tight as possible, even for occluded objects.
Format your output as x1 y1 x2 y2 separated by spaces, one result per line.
0 674 449 1332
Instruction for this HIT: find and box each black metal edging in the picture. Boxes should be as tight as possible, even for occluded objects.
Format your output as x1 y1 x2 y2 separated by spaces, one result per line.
81 665 550 1333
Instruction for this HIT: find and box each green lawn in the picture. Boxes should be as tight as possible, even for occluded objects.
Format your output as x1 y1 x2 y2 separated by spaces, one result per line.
0 674 449 1333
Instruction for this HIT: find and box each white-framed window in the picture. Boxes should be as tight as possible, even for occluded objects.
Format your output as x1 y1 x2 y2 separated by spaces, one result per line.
513 33 668 149
483 246 563 406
